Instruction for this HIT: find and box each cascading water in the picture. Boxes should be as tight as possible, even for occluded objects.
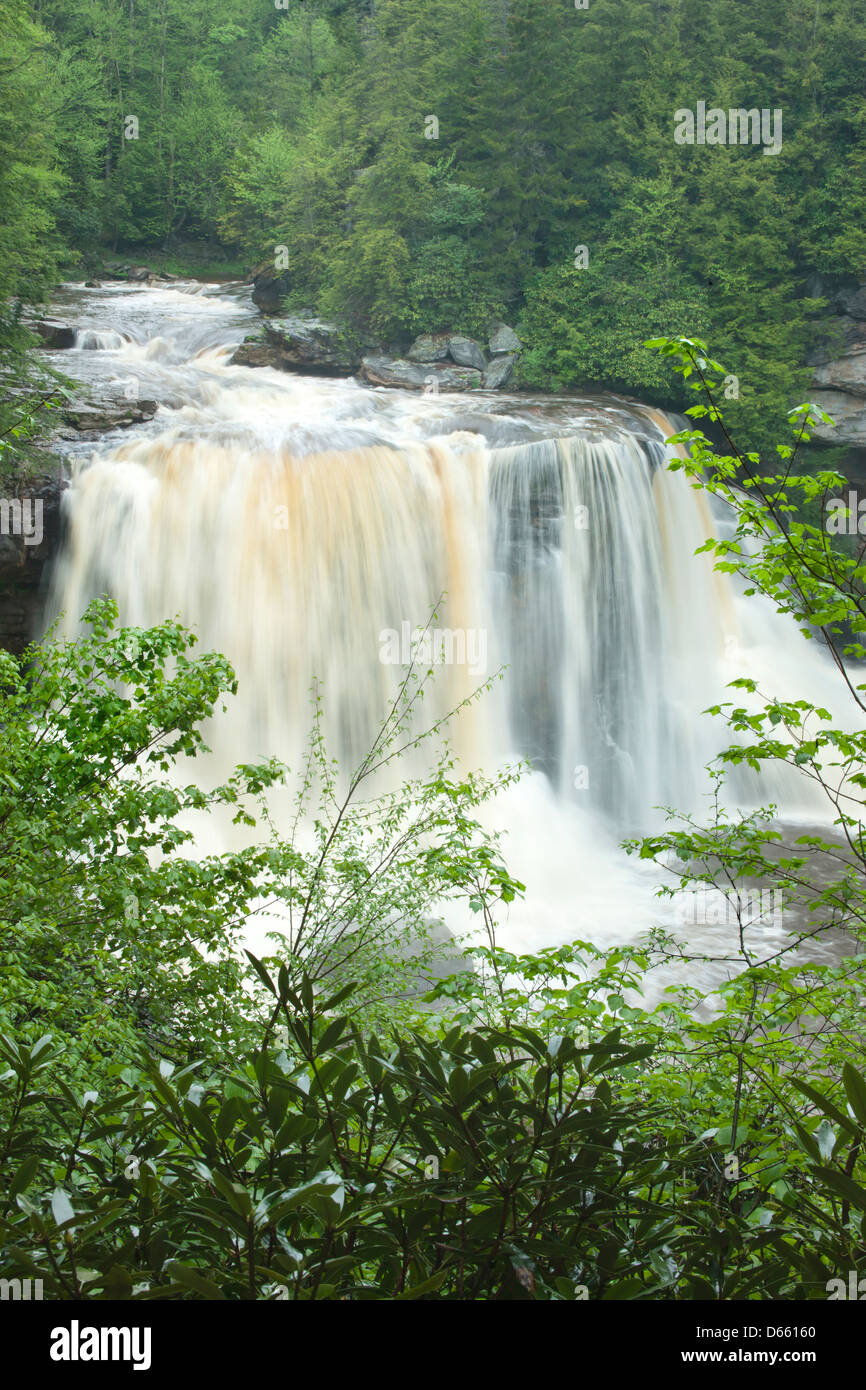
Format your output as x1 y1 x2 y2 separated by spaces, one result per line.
74 328 131 350
41 280 850 985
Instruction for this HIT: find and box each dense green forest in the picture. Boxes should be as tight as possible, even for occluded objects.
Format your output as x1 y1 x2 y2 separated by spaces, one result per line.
4 0 866 446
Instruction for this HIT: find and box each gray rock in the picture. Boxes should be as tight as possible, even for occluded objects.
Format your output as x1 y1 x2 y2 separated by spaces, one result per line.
813 351 866 398
127 266 153 282
251 271 290 313
488 321 523 354
360 356 484 391
447 335 487 371
805 316 866 366
835 285 866 321
230 339 274 369
0 471 66 655
61 399 158 432
33 320 75 349
482 354 517 390
406 333 451 362
232 317 359 375
808 390 866 445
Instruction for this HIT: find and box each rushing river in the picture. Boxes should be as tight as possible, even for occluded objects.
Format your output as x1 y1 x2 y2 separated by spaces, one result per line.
40 279 855 998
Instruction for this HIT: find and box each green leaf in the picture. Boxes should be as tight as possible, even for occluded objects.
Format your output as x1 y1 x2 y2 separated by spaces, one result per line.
812 1166 866 1213
8 1154 40 1199
51 1187 74 1227
393 1270 448 1300
165 1262 226 1299
842 1063 866 1128
791 1079 859 1136
245 951 277 996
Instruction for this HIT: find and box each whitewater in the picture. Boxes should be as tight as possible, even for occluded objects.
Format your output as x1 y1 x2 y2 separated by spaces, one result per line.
41 278 854 996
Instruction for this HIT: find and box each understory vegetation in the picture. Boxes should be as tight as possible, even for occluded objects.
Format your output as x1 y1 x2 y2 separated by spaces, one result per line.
2 346 866 1299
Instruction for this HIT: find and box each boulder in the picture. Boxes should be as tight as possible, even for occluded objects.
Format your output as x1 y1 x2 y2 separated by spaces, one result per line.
482 353 517 390
84 280 102 289
33 320 75 349
127 266 153 282
61 398 158 432
229 340 275 369
447 335 487 371
488 322 523 354
406 333 451 362
251 271 290 314
232 317 360 376
360 356 483 391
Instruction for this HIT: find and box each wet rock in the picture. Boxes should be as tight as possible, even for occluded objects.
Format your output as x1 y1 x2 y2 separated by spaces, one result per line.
33 320 75 349
229 338 274 369
447 335 487 371
127 266 153 282
0 470 65 654
360 356 483 391
406 333 451 363
482 353 517 390
488 322 522 354
61 399 158 432
251 271 290 314
84 280 102 289
232 317 360 376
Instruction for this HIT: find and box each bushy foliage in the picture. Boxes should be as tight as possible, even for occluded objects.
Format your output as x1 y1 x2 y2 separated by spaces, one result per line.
0 597 521 1085
3 0 858 437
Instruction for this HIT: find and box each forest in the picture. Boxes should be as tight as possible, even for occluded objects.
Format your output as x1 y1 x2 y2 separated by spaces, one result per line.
2 0 866 447
2 0 866 1335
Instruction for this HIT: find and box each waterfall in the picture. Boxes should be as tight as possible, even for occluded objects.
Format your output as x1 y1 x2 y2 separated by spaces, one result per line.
43 281 847 967
489 433 733 824
48 423 741 821
74 328 130 350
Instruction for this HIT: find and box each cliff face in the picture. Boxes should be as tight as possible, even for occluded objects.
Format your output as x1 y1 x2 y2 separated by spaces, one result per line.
807 278 866 480
0 470 65 654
